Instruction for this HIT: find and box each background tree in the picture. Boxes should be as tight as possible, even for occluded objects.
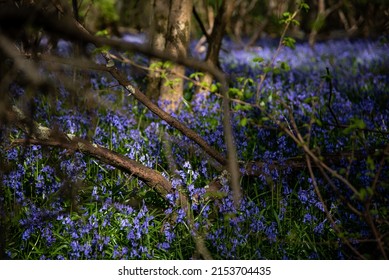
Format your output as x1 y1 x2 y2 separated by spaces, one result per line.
146 0 193 112
194 0 236 97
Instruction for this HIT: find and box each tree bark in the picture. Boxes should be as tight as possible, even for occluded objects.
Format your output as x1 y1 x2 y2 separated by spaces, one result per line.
147 0 193 112
197 0 235 97
146 0 169 102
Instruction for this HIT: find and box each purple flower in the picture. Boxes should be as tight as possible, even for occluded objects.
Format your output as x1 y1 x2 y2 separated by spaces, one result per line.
314 219 326 235
265 222 278 243
158 242 170 250
163 224 176 243
176 208 186 223
303 213 317 223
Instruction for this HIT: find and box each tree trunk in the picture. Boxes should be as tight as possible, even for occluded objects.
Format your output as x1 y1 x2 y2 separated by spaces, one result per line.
146 0 169 102
147 0 193 112
197 0 235 98
308 0 344 48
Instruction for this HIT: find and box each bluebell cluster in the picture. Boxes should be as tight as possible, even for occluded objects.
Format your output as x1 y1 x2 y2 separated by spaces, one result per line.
1 38 388 259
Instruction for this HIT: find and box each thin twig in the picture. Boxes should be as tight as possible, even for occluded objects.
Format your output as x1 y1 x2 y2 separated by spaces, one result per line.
306 155 365 259
325 67 340 127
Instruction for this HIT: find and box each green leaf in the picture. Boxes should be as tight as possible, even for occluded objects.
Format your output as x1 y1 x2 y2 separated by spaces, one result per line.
93 45 111 55
268 93 273 102
200 81 210 89
366 156 375 171
279 12 292 24
280 61 291 71
253 56 265 63
183 91 192 102
95 29 110 37
228 87 242 98
300 2 310 12
264 66 273 74
344 118 366 134
162 61 173 69
359 188 367 200
210 84 219 92
244 90 254 99
315 118 323 126
234 104 252 111
150 61 163 70
282 12 291 18
282 37 296 50
240 118 248 127
292 19 300 26
246 78 254 85
355 119 366 129
189 72 204 79
237 77 245 83
273 67 281 75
